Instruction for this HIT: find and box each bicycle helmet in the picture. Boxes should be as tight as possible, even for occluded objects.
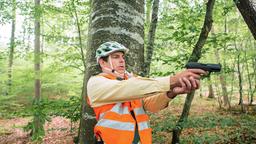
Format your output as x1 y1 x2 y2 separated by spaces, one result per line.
96 41 129 63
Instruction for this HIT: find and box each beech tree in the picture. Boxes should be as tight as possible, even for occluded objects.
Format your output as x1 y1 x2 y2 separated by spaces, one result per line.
79 0 145 143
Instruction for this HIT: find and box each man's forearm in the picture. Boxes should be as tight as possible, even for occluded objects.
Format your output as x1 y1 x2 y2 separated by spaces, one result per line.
87 76 170 107
143 92 171 113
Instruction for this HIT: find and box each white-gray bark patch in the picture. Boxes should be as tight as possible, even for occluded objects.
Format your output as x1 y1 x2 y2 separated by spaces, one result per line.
91 1 144 27
91 27 144 44
250 0 256 10
113 0 144 25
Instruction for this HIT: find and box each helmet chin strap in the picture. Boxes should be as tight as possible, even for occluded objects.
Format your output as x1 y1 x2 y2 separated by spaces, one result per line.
102 56 125 78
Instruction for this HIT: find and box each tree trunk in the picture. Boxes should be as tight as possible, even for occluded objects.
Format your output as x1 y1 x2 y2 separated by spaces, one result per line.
41 17 44 64
32 0 43 139
207 77 214 98
215 49 230 108
215 80 222 109
7 0 16 95
144 0 160 76
145 0 152 25
251 58 256 104
223 3 231 108
211 25 229 102
172 0 215 143
79 1 145 143
27 22 31 53
199 87 203 98
249 39 255 104
253 41 256 103
237 53 245 112
234 9 245 112
69 0 87 143
244 49 253 104
234 0 256 39
70 0 86 69
230 59 236 103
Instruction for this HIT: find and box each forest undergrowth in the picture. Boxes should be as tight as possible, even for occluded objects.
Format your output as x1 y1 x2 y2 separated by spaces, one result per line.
0 94 255 144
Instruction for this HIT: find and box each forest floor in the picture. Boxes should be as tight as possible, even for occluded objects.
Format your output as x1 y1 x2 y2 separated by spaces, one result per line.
0 95 256 144
0 116 77 144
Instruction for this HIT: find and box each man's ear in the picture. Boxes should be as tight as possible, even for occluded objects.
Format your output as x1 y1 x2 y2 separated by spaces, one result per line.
98 58 106 68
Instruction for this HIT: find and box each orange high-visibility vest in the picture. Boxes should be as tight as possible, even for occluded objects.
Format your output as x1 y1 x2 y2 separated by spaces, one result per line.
90 73 152 144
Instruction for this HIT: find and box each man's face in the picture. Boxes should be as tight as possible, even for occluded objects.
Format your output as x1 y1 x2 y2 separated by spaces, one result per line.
100 51 126 74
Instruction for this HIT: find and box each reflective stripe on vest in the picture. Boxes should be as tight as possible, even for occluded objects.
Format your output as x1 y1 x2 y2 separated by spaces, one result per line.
111 103 130 114
96 119 135 131
138 121 149 131
99 102 130 120
134 107 146 115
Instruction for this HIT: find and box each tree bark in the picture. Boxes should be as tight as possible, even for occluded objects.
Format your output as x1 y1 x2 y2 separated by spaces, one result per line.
172 0 215 143
71 0 86 69
33 0 43 139
253 41 256 103
244 48 253 104
207 77 214 98
230 59 236 102
214 49 230 108
7 0 16 95
237 52 245 112
215 79 222 109
34 0 41 104
234 9 245 112
251 58 256 104
145 0 152 24
79 0 145 143
222 4 231 108
27 21 31 52
144 0 160 76
234 0 256 39
69 0 87 143
248 39 255 105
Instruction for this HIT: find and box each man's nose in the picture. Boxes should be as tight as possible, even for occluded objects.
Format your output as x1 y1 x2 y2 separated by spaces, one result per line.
120 57 125 62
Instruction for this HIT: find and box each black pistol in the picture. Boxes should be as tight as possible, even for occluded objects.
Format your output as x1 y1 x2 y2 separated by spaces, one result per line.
185 62 221 73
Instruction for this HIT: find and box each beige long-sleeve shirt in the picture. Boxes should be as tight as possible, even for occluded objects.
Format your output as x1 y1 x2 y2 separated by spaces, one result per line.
87 75 172 113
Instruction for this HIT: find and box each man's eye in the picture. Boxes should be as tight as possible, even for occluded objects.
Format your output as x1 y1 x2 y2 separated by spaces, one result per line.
112 55 119 59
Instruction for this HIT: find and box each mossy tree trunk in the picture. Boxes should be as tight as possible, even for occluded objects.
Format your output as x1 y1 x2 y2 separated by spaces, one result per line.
144 0 160 76
7 0 16 95
32 0 44 140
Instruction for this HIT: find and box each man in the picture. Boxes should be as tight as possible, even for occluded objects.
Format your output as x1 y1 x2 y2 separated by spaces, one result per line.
87 41 206 144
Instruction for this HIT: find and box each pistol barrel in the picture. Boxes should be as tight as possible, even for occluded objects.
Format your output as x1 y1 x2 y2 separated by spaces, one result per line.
185 62 221 72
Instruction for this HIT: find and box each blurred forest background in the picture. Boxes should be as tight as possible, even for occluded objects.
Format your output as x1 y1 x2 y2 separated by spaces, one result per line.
0 0 255 143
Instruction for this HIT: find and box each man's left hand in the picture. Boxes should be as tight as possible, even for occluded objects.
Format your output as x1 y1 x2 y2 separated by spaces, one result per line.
167 76 200 98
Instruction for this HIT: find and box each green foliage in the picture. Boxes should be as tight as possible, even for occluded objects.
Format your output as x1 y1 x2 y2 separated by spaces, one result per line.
0 0 12 24
151 112 256 143
0 95 31 118
49 96 81 135
0 54 82 119
59 96 81 122
150 0 205 76
24 100 49 141
0 54 6 96
22 96 81 141
182 134 223 144
182 113 237 129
